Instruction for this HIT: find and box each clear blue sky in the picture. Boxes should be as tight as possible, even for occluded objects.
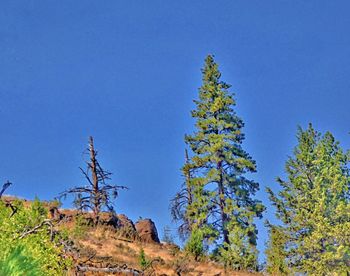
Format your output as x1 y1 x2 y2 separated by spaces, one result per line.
1 1 350 260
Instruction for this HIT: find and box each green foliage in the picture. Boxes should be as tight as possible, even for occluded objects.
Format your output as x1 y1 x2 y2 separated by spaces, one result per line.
30 197 48 224
0 246 42 276
71 214 89 239
138 248 150 271
0 199 71 275
184 228 205 261
265 225 290 275
216 216 259 271
267 124 350 275
173 55 264 270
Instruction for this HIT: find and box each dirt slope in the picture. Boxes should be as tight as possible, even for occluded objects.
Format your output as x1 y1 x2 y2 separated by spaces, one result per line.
71 226 258 276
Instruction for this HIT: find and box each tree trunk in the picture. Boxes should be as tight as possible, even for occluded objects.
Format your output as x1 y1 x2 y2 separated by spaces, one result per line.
184 149 194 230
217 160 229 245
89 136 100 225
185 149 193 205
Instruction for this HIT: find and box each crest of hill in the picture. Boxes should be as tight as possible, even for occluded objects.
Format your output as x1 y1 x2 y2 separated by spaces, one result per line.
2 196 258 276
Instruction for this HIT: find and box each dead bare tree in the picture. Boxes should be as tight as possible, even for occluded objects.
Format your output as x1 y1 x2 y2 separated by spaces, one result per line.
170 149 194 240
60 136 127 225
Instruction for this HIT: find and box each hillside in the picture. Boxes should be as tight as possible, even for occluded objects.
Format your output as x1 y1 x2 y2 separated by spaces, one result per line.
2 196 258 275
59 209 259 275
71 225 257 276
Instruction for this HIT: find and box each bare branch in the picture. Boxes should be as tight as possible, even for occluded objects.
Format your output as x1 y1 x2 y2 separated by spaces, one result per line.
5 201 18 217
0 181 12 198
18 219 54 240
59 137 127 225
79 167 93 187
76 266 141 274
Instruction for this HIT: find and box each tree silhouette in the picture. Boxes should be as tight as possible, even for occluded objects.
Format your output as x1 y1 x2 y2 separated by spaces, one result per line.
60 136 126 224
170 149 194 240
172 55 265 269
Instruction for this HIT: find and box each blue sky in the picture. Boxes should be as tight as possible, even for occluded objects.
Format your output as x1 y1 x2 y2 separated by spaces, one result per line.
1 1 350 260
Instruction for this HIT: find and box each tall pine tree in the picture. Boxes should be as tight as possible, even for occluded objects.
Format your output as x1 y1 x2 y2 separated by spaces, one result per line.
173 55 264 270
266 124 350 274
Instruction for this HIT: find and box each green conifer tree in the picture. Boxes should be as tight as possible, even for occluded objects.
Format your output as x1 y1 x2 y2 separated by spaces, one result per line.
267 124 350 274
265 225 290 275
175 55 265 269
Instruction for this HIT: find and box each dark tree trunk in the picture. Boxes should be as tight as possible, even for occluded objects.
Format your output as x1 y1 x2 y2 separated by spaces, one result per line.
185 149 193 205
89 136 100 225
184 149 195 230
217 160 229 245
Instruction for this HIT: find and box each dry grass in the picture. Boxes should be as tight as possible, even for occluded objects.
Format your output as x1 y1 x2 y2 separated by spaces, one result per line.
75 227 259 276
4 198 259 276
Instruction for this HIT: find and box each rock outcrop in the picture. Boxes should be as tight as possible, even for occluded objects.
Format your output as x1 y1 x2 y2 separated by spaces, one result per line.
115 214 138 240
135 219 160 243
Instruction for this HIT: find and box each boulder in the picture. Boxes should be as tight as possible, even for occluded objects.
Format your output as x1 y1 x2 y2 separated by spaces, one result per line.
135 219 160 243
116 214 138 240
116 214 136 230
99 213 138 240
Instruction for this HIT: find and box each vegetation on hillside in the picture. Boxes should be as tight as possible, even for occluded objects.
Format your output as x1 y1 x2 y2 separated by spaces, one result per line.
266 124 350 275
0 195 71 275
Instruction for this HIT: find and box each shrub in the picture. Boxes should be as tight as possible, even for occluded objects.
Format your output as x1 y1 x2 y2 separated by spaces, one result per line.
72 214 89 239
184 228 205 261
138 248 150 271
0 199 72 275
